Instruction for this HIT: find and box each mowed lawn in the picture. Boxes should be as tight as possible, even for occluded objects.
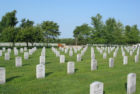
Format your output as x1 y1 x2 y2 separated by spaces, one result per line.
0 47 140 94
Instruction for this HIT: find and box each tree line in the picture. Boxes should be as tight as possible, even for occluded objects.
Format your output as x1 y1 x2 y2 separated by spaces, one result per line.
0 11 139 46
0 10 60 47
73 14 140 45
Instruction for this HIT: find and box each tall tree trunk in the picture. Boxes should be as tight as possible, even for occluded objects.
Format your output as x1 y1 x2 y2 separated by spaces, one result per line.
75 37 78 45
46 35 49 47
27 42 28 48
13 41 15 47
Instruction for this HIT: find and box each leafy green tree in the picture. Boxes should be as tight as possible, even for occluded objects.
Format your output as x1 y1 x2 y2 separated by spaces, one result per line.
33 26 44 42
20 18 34 28
105 18 117 44
1 27 18 46
125 25 139 44
91 14 106 44
73 24 91 45
41 21 60 46
16 26 44 47
0 10 18 33
113 22 126 44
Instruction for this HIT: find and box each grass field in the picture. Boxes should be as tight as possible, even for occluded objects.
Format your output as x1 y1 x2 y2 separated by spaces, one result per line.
0 47 140 94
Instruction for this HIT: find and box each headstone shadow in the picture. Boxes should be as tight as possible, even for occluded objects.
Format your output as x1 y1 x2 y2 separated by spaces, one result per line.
6 76 22 82
125 82 127 91
75 69 79 72
46 62 51 64
23 64 30 66
45 72 53 77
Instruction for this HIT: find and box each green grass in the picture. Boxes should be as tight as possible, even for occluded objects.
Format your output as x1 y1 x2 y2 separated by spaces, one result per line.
0 47 140 94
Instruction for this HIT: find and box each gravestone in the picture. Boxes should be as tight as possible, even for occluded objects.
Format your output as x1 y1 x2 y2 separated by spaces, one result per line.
103 53 107 59
56 51 60 57
122 51 125 56
109 58 114 68
5 53 10 60
69 50 73 56
90 81 104 94
113 52 117 57
15 57 22 67
77 54 81 62
24 52 29 60
130 51 133 56
40 56 45 64
0 67 6 84
7 48 11 53
36 64 45 79
123 56 128 65
14 50 18 56
74 48 77 53
0 50 2 56
67 61 75 74
65 48 68 53
2 48 5 52
24 47 27 51
20 48 24 53
135 55 139 63
60 55 65 63
91 59 97 71
29 49 33 55
127 73 136 94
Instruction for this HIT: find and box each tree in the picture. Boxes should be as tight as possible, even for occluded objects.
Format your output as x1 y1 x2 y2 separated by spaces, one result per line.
91 14 106 44
20 18 34 28
113 21 125 44
17 26 44 47
0 10 18 33
125 25 139 44
41 21 60 46
1 27 18 46
73 24 91 45
105 18 117 44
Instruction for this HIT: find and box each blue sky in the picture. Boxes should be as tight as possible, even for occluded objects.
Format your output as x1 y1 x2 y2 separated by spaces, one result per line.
0 0 140 38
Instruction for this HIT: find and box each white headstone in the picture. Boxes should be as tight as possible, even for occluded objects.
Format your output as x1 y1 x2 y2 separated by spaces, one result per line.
7 48 11 53
40 56 45 64
130 51 133 56
24 52 29 60
56 51 60 57
122 51 125 56
91 59 97 71
109 58 114 68
123 56 128 65
90 81 104 94
0 50 2 56
67 61 75 74
5 53 10 60
69 50 73 56
127 73 136 94
24 47 27 51
135 55 139 63
20 48 24 53
103 53 107 59
36 64 45 79
60 55 65 63
77 54 81 62
0 67 6 84
2 48 5 52
113 52 117 57
29 49 33 55
15 57 22 67
14 50 18 56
